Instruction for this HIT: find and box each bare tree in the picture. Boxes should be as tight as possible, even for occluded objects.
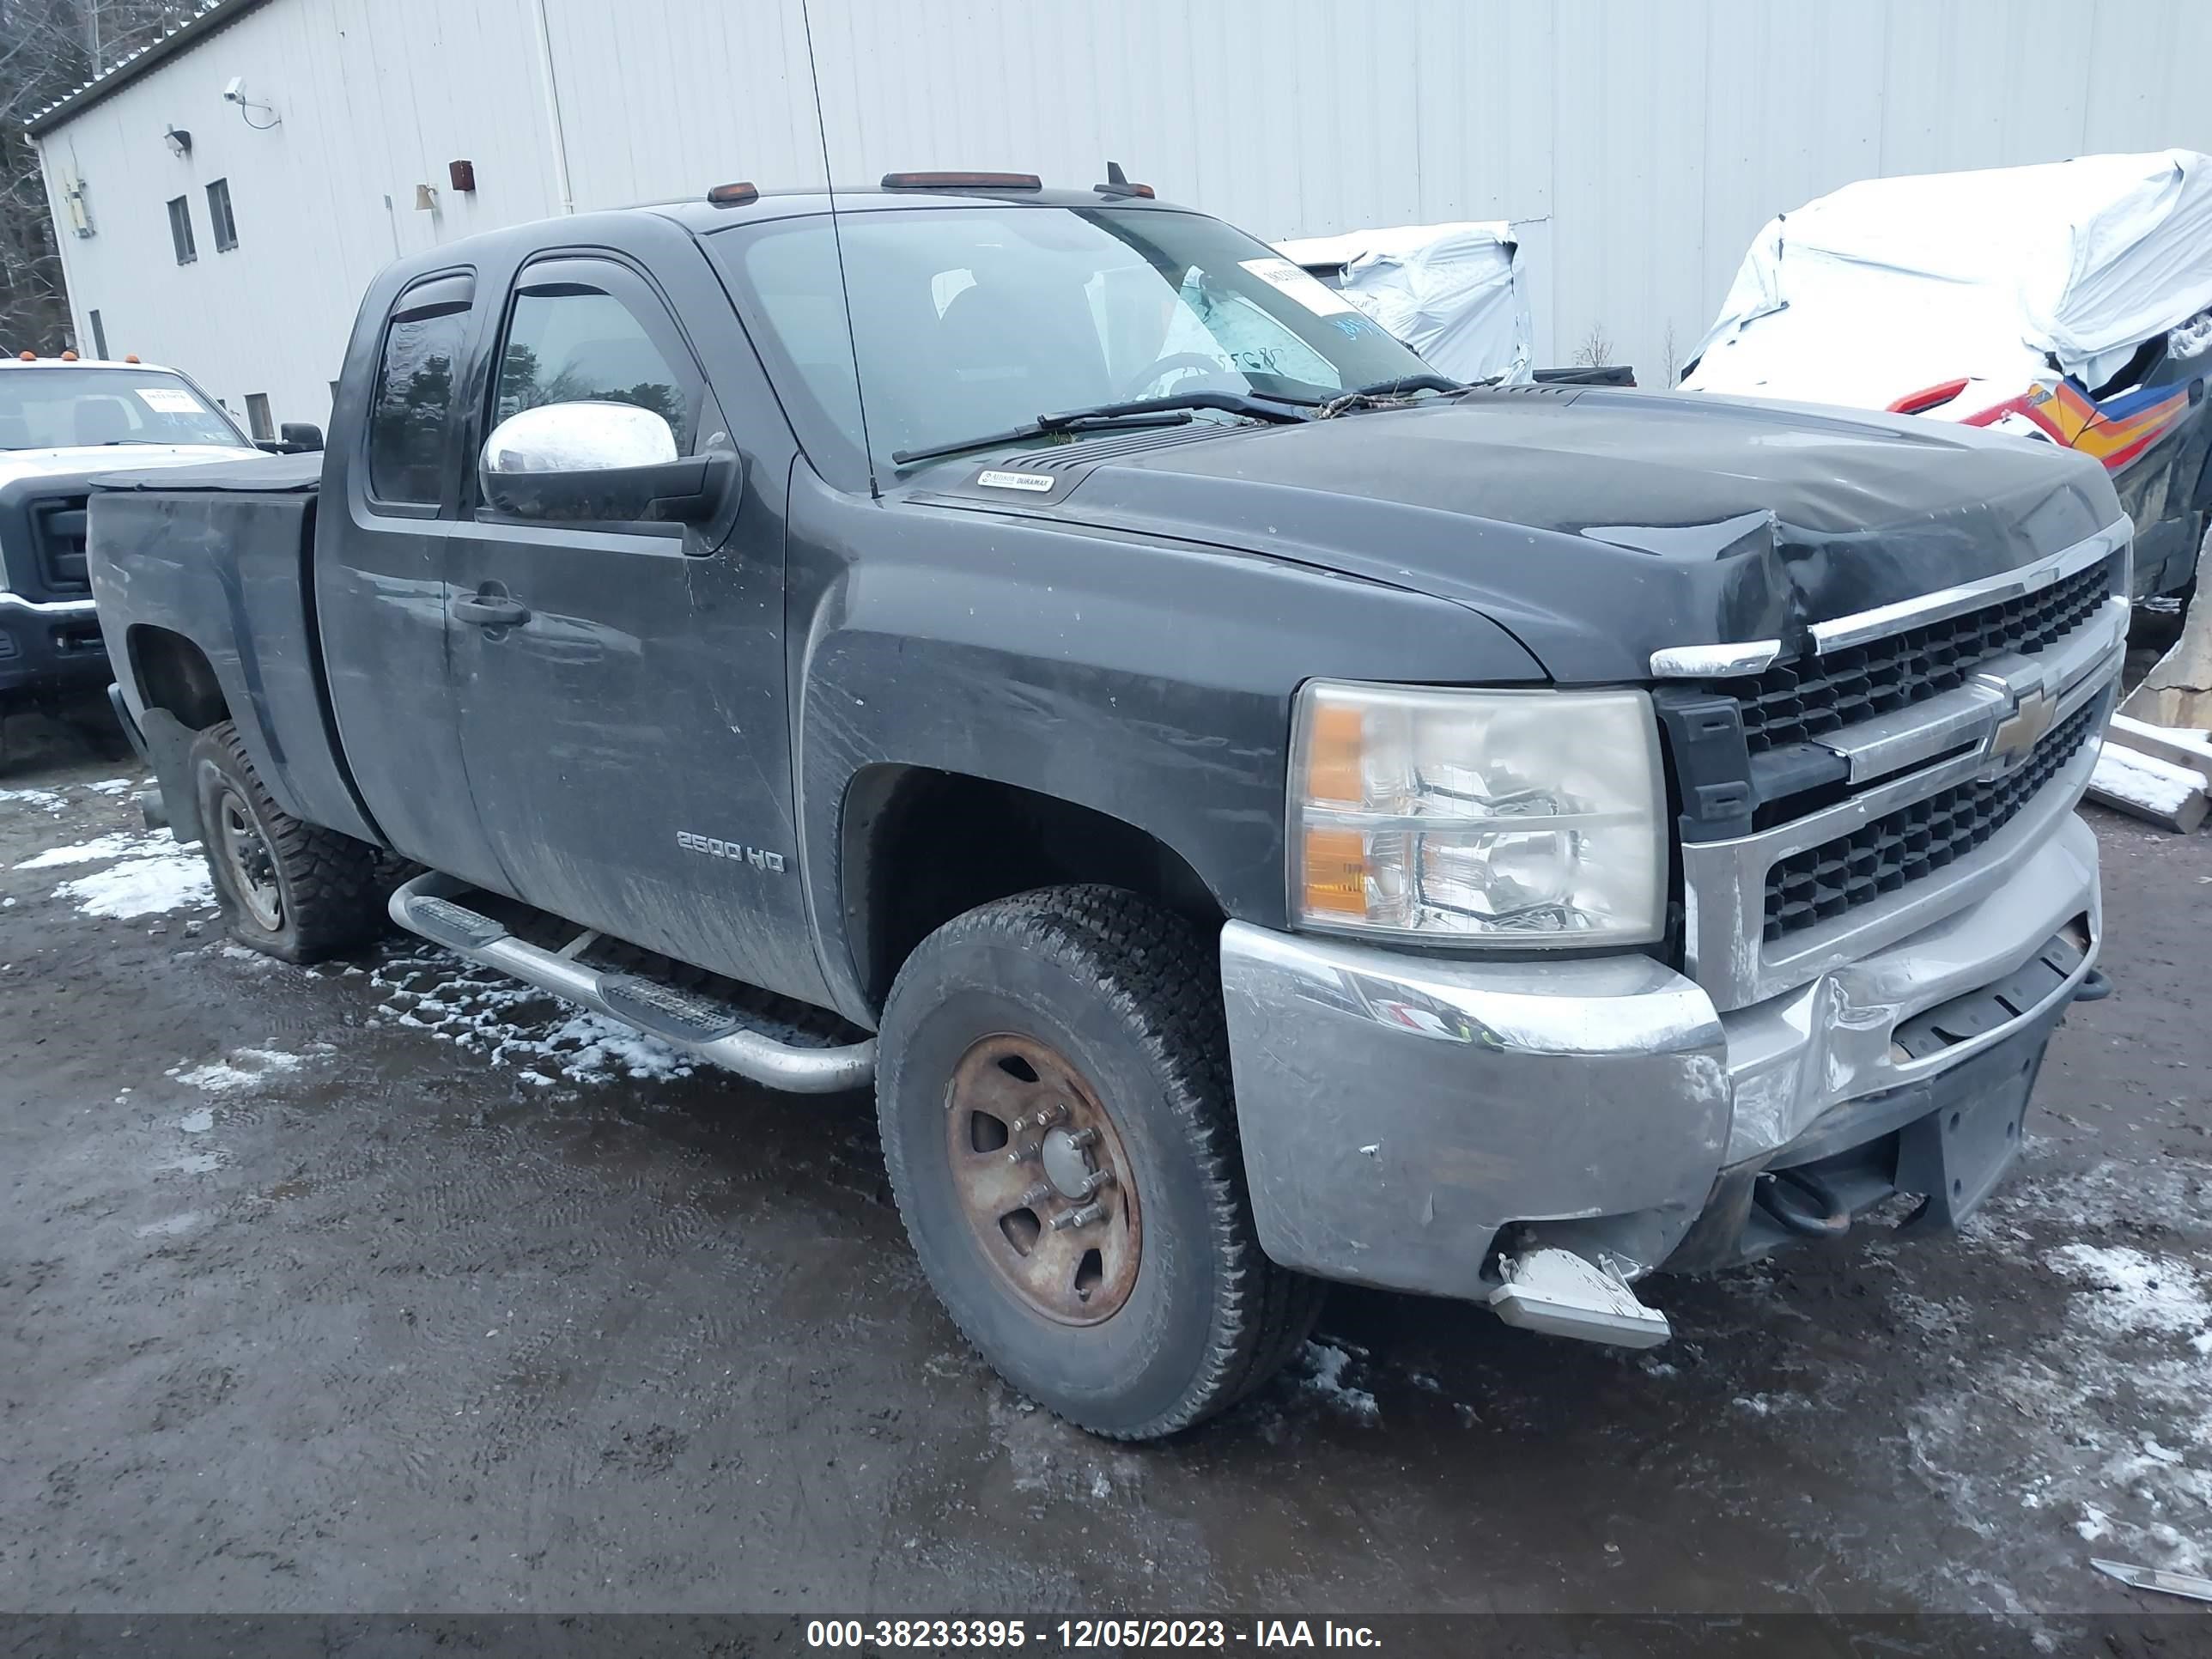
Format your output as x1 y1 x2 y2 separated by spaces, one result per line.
0 1 185 352
1572 322 1615 368
1660 322 1680 387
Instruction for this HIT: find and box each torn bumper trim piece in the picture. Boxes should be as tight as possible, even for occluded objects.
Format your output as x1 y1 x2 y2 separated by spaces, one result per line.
1218 811 2100 1303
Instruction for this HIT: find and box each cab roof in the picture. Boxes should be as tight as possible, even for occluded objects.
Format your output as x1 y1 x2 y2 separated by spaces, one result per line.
651 184 1182 233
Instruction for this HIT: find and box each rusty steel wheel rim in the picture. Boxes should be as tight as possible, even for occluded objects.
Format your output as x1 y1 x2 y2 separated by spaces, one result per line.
945 1033 1142 1326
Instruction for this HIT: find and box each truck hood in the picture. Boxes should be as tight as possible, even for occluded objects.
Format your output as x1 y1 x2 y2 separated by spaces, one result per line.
0 443 260 486
915 386 2124 682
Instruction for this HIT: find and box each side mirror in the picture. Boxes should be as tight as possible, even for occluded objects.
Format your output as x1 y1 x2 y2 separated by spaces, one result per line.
279 422 323 452
478 401 738 526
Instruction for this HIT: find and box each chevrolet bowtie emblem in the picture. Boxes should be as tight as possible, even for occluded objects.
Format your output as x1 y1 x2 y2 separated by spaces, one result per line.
1986 687 2057 768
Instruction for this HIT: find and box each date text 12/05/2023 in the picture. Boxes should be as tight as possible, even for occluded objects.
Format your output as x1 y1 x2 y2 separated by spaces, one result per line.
805 1620 1383 1650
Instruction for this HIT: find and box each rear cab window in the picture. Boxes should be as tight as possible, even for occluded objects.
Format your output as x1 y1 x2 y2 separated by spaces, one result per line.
367 272 475 513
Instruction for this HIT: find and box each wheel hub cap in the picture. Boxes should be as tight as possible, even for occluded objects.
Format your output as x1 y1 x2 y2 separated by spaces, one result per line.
216 788 282 931
945 1034 1140 1326
1040 1125 1094 1199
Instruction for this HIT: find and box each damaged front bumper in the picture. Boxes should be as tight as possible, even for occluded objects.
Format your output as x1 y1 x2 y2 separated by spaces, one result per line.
1218 811 2101 1307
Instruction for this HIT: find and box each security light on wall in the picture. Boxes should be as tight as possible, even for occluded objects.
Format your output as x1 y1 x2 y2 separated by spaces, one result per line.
163 125 191 157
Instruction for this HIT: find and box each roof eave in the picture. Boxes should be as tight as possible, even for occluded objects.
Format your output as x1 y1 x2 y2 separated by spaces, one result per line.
26 0 276 138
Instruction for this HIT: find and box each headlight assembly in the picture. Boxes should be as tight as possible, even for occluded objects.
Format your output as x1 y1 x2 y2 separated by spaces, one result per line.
1289 681 1667 945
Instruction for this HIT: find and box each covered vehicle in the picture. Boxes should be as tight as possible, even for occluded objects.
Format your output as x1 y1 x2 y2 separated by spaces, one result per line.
1277 221 1534 384
1682 150 2212 599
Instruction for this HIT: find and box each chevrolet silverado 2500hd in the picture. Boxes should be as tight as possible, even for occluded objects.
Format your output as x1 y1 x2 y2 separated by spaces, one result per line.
88 179 2125 1438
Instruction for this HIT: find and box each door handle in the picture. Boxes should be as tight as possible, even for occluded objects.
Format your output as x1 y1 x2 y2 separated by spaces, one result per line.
452 592 531 628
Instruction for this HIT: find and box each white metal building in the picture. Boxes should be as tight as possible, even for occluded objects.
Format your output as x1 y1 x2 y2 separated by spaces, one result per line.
27 0 2212 434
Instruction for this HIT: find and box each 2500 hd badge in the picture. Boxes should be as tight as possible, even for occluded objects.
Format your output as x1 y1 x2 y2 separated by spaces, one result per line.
676 830 787 873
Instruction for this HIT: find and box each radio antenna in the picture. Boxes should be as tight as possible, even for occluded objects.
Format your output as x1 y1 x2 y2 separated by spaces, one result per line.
800 0 878 495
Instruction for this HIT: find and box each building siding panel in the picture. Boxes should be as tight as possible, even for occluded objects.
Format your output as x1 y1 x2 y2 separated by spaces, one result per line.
31 0 2212 427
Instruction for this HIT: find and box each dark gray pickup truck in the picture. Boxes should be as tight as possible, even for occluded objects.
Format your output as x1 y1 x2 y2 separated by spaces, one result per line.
88 177 2127 1438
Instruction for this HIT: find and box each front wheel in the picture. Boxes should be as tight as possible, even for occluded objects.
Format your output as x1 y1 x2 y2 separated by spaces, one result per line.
877 885 1322 1439
189 720 386 963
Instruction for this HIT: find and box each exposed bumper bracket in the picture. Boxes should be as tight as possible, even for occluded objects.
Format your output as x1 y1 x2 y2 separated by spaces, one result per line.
1488 1248 1673 1349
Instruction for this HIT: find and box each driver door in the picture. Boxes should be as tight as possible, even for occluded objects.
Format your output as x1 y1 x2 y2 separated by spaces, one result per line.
444 243 817 1000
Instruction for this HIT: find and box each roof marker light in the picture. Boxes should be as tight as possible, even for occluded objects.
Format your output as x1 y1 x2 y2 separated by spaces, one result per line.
59 349 76 361
16 350 31 361
880 171 1042 191
706 180 758 207
124 353 141 363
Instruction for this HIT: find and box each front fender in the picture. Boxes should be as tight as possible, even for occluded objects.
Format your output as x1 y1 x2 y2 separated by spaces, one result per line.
787 477 1545 1022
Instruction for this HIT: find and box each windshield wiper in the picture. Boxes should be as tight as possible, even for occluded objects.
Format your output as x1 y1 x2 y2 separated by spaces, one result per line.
1312 372 1481 418
890 389 1310 468
1349 373 1466 398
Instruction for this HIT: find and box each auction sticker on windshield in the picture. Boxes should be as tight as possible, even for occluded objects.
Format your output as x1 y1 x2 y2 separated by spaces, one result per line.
134 386 203 413
1238 257 1359 318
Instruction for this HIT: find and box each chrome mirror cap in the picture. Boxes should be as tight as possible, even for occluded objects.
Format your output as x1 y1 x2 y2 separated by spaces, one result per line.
481 401 677 474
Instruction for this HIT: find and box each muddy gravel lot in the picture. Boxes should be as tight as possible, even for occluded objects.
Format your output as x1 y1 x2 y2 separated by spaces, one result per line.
3 697 2211 1634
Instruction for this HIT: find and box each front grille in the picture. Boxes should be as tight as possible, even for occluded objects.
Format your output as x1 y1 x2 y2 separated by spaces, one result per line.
28 495 88 594
1716 554 2117 753
1762 696 2101 943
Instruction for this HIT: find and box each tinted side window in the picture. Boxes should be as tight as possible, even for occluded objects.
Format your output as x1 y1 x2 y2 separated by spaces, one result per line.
494 288 694 451
368 297 469 506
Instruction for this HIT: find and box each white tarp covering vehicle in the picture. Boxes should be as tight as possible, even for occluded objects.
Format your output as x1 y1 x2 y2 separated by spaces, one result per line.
1276 222 1534 384
1683 150 2212 597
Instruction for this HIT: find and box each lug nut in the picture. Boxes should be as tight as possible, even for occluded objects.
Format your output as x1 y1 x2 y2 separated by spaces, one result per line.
1037 1102 1068 1127
1048 1201 1107 1231
1006 1139 1042 1164
1018 1182 1054 1208
1066 1127 1100 1151
1077 1169 1115 1198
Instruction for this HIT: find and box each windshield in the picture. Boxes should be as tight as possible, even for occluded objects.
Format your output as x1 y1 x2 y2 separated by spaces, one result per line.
710 205 1436 480
0 368 245 451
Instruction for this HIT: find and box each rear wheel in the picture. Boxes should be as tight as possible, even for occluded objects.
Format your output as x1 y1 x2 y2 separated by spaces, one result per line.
877 885 1323 1439
189 720 386 963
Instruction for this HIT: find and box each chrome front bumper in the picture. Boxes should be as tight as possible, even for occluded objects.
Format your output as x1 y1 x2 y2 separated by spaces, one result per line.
1218 813 2101 1301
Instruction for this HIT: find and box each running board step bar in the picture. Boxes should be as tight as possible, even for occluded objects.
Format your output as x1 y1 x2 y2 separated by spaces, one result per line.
388 872 875 1094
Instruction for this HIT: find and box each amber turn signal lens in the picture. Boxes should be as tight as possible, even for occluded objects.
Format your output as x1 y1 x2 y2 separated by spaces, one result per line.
1301 826 1367 917
1304 701 1364 804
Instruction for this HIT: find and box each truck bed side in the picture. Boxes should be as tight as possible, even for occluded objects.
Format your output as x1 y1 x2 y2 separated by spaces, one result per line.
88 454 382 847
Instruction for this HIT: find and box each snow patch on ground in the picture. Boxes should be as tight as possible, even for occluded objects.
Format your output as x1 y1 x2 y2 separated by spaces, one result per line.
16 832 153 869
983 1392 1144 1501
135 1212 204 1239
2046 1244 2212 1340
369 945 694 1086
35 823 213 919
177 1108 215 1134
1896 1158 2212 1591
1297 1341 1381 1423
178 1047 305 1095
0 786 64 811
